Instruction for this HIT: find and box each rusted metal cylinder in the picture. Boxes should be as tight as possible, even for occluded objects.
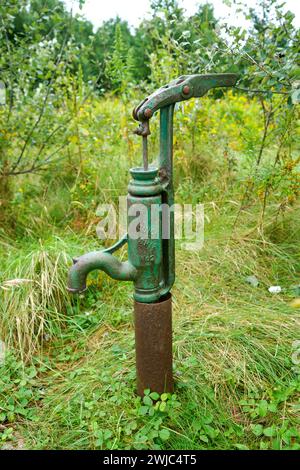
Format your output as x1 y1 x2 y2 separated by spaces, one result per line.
134 293 173 396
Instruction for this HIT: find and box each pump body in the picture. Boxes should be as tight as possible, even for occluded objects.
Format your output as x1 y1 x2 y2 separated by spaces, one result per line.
68 73 239 395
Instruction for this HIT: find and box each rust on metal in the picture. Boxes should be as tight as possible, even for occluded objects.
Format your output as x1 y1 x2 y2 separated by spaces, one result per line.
144 107 153 119
133 119 151 137
133 73 239 122
134 293 173 395
142 135 148 171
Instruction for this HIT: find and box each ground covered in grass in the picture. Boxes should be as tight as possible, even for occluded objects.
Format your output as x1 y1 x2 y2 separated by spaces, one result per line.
1 198 299 450
0 90 299 450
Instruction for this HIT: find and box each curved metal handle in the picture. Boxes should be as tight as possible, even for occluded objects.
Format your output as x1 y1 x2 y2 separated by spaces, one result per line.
133 73 239 122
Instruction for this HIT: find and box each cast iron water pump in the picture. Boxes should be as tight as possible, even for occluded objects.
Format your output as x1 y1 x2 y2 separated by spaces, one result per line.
68 74 238 395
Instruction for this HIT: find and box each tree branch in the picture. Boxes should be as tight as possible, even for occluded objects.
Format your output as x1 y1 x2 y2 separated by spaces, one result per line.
235 86 289 95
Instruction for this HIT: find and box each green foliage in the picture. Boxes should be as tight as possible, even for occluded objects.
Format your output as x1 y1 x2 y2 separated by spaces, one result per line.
0 0 299 452
1 0 298 229
0 204 299 449
240 380 300 449
105 24 134 94
0 352 45 447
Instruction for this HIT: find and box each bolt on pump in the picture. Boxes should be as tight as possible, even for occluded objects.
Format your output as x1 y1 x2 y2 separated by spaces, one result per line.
68 73 238 395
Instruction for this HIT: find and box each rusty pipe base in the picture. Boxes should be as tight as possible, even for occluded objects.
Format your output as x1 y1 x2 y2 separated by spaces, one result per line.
134 293 173 396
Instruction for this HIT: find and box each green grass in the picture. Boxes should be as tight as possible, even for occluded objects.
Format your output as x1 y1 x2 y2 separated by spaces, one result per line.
0 91 299 449
0 197 299 450
1 80 299 450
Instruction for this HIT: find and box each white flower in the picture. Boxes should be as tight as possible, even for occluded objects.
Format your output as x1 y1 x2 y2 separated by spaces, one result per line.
268 286 282 294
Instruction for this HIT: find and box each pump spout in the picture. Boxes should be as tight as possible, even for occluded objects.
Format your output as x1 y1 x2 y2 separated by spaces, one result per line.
68 251 137 294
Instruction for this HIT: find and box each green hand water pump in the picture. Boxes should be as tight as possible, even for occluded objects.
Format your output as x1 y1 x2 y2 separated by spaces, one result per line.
68 73 238 395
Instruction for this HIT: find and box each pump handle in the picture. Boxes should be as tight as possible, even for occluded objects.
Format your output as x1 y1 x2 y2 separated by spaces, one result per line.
133 73 238 122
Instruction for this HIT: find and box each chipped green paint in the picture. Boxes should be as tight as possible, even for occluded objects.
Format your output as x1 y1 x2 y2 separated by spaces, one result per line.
133 73 238 122
127 167 163 302
68 73 239 302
